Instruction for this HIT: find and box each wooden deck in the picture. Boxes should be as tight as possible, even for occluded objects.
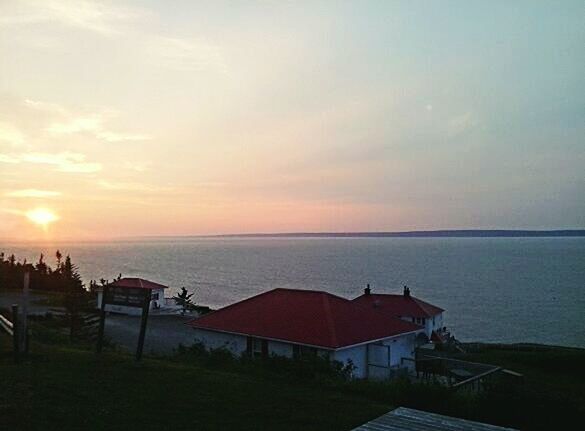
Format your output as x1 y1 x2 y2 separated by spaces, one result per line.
351 407 518 431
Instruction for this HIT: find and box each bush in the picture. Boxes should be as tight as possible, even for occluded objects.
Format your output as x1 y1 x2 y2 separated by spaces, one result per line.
174 342 356 382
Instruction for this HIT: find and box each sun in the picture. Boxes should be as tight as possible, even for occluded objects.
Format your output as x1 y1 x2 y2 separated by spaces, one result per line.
26 208 59 229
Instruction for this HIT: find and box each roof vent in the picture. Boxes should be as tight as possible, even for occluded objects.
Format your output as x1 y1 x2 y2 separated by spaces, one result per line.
403 285 411 298
364 284 371 296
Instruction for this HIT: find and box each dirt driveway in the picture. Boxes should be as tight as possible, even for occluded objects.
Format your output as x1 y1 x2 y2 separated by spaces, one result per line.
0 290 199 355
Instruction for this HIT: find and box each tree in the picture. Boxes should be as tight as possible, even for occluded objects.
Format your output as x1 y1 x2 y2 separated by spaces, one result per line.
35 253 48 275
173 287 195 315
60 255 90 340
55 250 63 269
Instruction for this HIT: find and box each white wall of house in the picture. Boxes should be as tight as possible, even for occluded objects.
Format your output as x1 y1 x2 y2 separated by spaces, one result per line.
190 328 420 380
96 288 166 316
333 345 367 378
333 331 421 379
382 332 417 368
427 313 443 335
192 328 248 355
400 313 444 338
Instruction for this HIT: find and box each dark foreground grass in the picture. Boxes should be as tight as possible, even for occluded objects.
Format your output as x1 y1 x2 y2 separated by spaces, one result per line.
0 338 389 431
2 334 584 431
466 345 585 424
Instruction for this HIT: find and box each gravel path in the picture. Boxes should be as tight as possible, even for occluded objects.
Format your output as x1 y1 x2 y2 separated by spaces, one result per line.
103 314 197 355
0 290 199 355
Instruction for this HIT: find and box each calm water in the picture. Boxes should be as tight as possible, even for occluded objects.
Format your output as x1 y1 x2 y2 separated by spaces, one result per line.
2 237 584 348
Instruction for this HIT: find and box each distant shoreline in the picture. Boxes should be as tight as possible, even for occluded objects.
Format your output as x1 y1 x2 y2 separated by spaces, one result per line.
204 229 585 238
2 229 585 243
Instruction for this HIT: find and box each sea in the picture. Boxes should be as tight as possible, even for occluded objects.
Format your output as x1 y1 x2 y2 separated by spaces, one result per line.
2 237 584 348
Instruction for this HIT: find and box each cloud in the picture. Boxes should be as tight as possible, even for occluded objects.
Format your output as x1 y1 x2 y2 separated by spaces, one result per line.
122 161 151 172
0 154 20 163
94 131 151 143
0 122 26 147
45 111 151 142
5 189 62 198
23 99 67 115
0 3 225 74
47 115 102 134
0 151 102 173
97 180 170 193
0 0 143 36
21 98 150 142
150 36 226 73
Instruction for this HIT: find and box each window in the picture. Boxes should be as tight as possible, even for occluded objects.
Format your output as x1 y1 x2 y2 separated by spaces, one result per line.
247 337 268 358
293 345 317 360
152 293 159 300
422 318 426 325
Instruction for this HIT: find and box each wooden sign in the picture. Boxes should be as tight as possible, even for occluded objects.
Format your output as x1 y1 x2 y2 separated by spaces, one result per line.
103 287 150 308
97 285 152 361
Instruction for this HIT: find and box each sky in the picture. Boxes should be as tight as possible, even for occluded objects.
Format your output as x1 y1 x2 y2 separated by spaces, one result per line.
0 0 584 240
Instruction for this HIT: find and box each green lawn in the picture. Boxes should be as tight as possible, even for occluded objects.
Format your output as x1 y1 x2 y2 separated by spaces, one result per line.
0 338 389 431
2 334 585 431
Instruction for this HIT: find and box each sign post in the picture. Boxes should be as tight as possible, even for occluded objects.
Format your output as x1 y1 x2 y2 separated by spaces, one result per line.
96 285 152 361
135 289 151 361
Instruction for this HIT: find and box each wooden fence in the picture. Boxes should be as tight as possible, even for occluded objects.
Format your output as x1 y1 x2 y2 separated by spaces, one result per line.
404 354 523 393
0 304 23 362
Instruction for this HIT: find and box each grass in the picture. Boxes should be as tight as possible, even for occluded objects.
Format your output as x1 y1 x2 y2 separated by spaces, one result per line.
0 337 389 431
465 346 585 425
2 329 585 431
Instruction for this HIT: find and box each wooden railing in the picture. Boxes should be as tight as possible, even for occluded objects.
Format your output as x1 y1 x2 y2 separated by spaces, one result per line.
406 354 523 392
0 305 22 362
0 312 14 336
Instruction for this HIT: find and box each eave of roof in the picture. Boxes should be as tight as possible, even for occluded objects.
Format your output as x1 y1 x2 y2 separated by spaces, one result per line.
188 324 424 351
106 277 169 290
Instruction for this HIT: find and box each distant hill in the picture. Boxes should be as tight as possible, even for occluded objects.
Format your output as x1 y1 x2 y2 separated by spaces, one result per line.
211 230 585 238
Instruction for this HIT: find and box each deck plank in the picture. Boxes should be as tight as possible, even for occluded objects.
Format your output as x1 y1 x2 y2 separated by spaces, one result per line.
351 407 518 431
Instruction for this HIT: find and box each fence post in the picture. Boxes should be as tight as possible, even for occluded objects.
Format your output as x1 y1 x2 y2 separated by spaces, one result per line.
135 289 152 361
23 272 30 354
12 304 19 363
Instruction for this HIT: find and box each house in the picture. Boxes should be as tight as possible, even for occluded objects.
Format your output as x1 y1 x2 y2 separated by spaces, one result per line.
96 277 168 316
186 288 424 379
352 285 448 343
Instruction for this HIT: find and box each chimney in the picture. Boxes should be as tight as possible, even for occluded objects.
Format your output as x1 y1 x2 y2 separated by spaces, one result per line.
403 285 410 298
364 283 371 296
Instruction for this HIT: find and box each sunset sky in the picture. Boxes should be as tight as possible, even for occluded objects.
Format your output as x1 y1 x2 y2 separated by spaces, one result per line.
1 0 584 240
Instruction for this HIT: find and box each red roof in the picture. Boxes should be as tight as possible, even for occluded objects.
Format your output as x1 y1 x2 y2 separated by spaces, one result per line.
186 288 422 349
352 293 444 318
108 277 168 290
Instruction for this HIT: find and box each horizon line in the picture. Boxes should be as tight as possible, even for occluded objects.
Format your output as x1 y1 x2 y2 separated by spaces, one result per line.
2 228 585 243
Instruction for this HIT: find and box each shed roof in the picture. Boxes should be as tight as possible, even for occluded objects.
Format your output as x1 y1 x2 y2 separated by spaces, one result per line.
351 407 518 431
108 277 168 290
353 293 444 318
186 288 422 349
